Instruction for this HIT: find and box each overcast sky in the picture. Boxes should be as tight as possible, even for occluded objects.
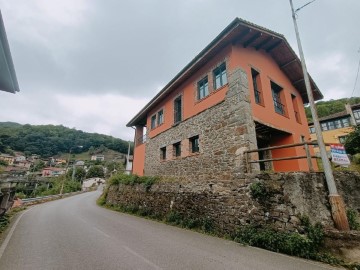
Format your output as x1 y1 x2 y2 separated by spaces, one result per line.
0 0 359 140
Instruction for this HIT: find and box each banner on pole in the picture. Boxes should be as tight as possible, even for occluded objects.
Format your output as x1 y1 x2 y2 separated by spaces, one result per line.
330 144 350 166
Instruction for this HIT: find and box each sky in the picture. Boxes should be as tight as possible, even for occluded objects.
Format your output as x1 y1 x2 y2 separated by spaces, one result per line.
0 0 359 141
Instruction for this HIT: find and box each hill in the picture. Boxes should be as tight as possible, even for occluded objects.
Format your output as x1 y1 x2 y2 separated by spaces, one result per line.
305 97 360 121
0 123 132 158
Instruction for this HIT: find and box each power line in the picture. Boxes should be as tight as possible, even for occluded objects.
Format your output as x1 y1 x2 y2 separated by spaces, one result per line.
351 48 360 98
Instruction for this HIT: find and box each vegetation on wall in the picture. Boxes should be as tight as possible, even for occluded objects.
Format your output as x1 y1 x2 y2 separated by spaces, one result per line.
344 126 360 155
0 122 133 157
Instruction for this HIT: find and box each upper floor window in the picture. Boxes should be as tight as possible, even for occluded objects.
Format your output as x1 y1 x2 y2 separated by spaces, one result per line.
174 96 182 124
353 109 360 124
151 115 156 129
338 136 347 144
189 135 199 153
197 76 209 100
291 94 301 124
271 81 285 115
309 126 315 134
320 117 350 131
157 109 164 125
213 62 227 90
251 69 262 104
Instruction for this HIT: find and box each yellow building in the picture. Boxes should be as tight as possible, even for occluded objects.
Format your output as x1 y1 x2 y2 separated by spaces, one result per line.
309 103 360 153
0 154 14 165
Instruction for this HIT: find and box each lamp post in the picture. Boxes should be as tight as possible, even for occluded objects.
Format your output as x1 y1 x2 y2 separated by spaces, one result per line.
289 0 349 230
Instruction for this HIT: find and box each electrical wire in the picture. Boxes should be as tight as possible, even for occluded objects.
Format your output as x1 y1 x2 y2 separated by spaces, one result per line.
350 48 360 98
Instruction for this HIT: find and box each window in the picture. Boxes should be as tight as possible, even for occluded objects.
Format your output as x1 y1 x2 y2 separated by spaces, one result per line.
271 82 285 115
251 69 261 104
160 147 166 160
321 123 328 131
354 109 360 124
173 142 181 157
174 96 182 124
197 76 209 100
151 115 156 129
189 136 199 153
291 94 301 123
309 126 315 134
213 62 227 90
338 136 347 144
335 119 342 129
157 109 164 125
342 118 349 127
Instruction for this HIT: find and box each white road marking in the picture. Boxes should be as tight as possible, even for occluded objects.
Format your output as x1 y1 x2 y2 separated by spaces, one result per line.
123 245 163 270
0 208 31 260
93 227 110 238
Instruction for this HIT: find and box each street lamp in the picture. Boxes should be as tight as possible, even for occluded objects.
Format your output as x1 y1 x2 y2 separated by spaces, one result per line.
289 0 349 230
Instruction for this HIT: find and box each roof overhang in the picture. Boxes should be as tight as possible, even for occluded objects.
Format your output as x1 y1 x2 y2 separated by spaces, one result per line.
0 10 19 94
127 18 323 127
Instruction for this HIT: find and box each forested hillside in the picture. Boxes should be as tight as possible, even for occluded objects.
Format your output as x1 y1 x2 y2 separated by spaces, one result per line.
305 97 360 121
0 123 132 157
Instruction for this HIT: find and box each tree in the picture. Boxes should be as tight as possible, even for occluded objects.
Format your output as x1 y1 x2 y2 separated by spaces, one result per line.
344 126 360 155
86 165 105 178
66 167 86 181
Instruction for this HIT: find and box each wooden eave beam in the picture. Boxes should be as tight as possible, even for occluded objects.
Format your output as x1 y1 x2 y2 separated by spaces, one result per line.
266 39 282 52
255 36 274 50
243 32 262 48
280 58 297 69
293 78 304 85
232 28 252 45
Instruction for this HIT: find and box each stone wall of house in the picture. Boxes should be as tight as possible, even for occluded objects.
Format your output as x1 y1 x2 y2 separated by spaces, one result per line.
106 171 360 235
144 67 259 180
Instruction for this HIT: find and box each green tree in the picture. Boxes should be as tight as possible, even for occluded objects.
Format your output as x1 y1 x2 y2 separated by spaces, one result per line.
32 160 46 172
66 167 86 181
344 126 360 155
86 165 104 178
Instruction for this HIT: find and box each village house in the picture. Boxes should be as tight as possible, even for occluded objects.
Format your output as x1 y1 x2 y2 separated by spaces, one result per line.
42 167 65 177
127 18 322 180
0 154 14 165
309 103 360 153
91 154 105 161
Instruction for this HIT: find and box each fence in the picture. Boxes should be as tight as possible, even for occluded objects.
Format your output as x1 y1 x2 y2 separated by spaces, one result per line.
244 141 325 173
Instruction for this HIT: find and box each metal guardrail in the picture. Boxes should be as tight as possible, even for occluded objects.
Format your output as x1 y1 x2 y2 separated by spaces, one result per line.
21 192 82 204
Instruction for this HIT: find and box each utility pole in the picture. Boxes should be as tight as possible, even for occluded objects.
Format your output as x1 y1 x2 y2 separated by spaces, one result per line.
289 0 349 230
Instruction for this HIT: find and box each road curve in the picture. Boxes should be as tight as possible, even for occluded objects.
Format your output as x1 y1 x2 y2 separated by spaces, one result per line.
0 190 339 270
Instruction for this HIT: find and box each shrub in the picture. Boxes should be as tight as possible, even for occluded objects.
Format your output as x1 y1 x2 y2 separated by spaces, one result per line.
352 153 360 165
108 173 159 191
347 209 360 230
250 182 271 203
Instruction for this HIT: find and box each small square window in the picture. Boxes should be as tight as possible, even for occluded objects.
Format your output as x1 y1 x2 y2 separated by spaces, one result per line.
197 76 209 100
189 136 199 153
173 142 181 157
157 110 164 125
160 147 166 160
151 115 156 129
338 136 347 144
213 63 227 90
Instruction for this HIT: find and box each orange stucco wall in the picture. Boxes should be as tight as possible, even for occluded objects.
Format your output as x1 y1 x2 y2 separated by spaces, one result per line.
133 43 317 173
132 142 145 176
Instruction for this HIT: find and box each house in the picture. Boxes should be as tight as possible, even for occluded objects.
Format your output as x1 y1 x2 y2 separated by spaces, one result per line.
309 103 360 153
14 155 26 162
0 154 14 165
42 167 65 177
14 160 31 169
127 18 322 179
75 160 85 167
91 154 105 161
0 10 20 93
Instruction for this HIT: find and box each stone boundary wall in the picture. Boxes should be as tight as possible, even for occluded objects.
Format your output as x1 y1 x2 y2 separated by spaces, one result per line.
106 171 360 234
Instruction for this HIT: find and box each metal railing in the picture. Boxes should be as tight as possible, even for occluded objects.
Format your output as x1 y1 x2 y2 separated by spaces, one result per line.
244 141 324 173
21 191 83 205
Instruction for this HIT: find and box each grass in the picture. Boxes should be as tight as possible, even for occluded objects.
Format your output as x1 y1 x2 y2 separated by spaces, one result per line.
57 149 125 161
0 206 27 236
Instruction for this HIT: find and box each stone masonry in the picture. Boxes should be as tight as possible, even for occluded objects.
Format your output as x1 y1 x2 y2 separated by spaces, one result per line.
106 171 360 235
144 67 259 180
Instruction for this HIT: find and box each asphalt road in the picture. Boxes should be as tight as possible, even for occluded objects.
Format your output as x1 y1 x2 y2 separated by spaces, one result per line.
0 190 340 270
